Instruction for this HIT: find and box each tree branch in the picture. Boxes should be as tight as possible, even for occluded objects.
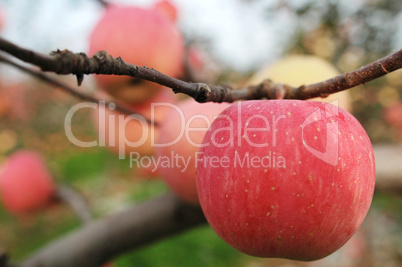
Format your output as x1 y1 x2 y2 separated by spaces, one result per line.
0 37 193 92
0 247 10 267
0 37 401 103
0 54 156 125
21 193 206 267
295 50 402 99
55 185 93 224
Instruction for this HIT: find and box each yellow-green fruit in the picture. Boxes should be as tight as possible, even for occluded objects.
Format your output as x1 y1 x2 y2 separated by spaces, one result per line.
248 55 352 112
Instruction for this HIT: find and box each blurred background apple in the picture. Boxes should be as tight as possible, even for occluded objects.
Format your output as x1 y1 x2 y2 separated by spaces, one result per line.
156 98 230 204
247 55 352 112
0 150 55 215
92 89 178 157
88 3 184 104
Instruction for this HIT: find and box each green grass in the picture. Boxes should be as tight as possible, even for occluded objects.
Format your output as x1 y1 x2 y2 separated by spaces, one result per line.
115 226 251 267
0 209 80 261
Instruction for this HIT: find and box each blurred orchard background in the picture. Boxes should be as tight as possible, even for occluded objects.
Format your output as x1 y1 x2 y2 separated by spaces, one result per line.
0 0 401 266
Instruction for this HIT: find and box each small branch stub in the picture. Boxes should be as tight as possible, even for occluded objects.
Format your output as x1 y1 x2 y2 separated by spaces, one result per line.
194 83 212 103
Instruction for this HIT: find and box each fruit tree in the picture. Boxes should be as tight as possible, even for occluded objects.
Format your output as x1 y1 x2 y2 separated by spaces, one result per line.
0 1 401 267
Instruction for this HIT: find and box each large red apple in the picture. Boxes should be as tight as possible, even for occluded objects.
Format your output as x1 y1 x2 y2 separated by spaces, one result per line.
156 98 230 204
0 150 55 214
93 88 178 157
89 4 184 103
196 100 375 261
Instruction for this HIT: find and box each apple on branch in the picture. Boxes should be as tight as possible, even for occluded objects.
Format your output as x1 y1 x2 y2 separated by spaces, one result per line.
88 3 184 104
196 100 375 261
0 150 55 215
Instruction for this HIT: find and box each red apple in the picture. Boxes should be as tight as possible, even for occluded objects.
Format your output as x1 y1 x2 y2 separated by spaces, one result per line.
383 102 402 129
153 0 178 22
383 102 402 141
89 4 184 103
0 83 30 121
156 98 230 204
186 46 206 74
196 100 375 261
92 88 178 157
180 46 212 83
0 150 55 214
